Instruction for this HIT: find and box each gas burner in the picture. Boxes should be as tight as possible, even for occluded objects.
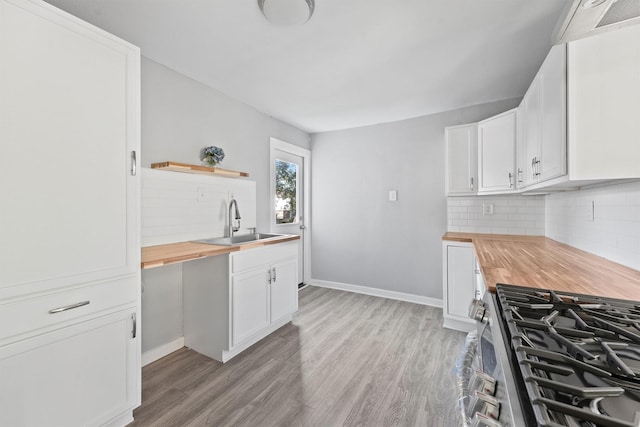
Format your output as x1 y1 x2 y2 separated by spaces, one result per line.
496 284 640 427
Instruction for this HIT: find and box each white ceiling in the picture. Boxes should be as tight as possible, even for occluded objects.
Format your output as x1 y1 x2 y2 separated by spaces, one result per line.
45 0 570 133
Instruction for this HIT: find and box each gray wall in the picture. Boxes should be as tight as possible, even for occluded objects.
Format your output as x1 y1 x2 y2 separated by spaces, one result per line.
141 57 310 232
310 99 520 299
140 57 310 356
141 264 183 352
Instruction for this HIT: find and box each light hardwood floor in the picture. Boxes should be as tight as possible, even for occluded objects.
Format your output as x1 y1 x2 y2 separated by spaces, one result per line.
131 286 467 427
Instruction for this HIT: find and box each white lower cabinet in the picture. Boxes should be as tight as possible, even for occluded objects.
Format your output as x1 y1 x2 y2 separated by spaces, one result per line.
231 268 270 346
184 241 298 362
0 309 138 427
269 257 298 323
442 242 477 332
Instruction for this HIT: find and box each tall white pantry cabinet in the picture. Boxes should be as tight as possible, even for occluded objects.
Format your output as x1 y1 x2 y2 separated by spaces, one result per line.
0 0 141 426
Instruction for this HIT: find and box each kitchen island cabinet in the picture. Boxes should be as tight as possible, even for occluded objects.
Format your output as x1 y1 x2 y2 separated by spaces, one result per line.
183 241 298 362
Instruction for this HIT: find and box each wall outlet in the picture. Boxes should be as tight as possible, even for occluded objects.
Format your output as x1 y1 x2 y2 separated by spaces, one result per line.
388 190 397 201
483 203 494 215
197 187 209 202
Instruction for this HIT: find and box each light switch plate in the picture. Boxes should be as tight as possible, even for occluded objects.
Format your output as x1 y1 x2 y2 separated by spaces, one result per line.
389 190 397 201
483 203 494 215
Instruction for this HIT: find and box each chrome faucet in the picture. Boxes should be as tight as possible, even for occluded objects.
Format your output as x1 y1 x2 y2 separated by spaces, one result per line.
228 198 241 237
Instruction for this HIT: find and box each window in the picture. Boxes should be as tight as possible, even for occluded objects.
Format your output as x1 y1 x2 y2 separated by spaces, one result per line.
274 159 298 224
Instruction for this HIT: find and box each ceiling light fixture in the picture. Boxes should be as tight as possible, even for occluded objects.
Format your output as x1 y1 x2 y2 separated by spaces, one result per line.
258 0 315 25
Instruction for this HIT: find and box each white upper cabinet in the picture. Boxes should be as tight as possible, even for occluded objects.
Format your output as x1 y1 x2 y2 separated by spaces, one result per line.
521 78 540 188
0 0 141 299
518 44 567 189
445 123 477 196
478 109 517 193
539 44 567 182
567 24 640 181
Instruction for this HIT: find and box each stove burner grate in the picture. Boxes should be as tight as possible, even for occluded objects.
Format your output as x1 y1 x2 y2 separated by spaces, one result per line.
496 284 640 427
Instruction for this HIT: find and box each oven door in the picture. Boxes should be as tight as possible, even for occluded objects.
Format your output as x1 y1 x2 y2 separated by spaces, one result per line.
455 293 524 427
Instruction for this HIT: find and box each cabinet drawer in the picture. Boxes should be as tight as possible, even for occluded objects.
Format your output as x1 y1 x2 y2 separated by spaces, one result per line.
231 242 298 274
0 275 137 343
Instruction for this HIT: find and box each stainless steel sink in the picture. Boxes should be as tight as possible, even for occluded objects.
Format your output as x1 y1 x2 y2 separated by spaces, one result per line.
193 233 287 246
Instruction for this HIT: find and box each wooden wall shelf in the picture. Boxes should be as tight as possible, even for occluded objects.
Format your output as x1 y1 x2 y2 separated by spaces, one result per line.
151 161 249 178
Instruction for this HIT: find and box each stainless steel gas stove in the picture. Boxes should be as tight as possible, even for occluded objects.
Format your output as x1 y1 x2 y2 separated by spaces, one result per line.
458 284 640 427
495 284 640 427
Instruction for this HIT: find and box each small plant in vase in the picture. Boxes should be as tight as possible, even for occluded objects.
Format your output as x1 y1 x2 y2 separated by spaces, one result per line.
201 146 225 167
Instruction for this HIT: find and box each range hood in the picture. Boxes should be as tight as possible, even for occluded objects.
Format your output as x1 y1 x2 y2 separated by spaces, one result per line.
555 0 640 43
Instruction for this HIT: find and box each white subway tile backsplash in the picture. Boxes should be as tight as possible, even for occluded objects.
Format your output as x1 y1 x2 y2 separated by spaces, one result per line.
447 183 640 271
447 195 545 236
141 168 257 247
546 181 640 271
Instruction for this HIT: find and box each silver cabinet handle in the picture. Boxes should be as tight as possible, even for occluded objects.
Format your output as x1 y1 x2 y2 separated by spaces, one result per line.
131 313 137 338
131 151 137 176
272 268 277 283
49 300 90 314
508 172 513 188
470 177 474 191
517 168 523 183
267 268 272 284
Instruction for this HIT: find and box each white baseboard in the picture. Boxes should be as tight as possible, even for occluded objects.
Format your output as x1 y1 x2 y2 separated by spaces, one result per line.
103 411 133 427
142 337 185 367
310 279 442 308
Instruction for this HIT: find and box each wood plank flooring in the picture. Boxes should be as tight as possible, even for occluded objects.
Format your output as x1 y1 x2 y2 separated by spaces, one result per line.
131 286 467 427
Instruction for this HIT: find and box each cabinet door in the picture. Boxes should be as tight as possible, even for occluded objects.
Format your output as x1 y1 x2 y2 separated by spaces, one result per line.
515 106 527 188
0 309 138 427
0 0 140 299
231 269 270 346
478 110 516 193
521 79 540 187
446 245 475 319
270 258 298 323
445 124 477 195
568 24 640 180
538 44 567 182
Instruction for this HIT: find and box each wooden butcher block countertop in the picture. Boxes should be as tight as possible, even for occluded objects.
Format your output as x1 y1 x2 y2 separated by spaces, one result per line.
141 235 300 269
442 232 640 301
